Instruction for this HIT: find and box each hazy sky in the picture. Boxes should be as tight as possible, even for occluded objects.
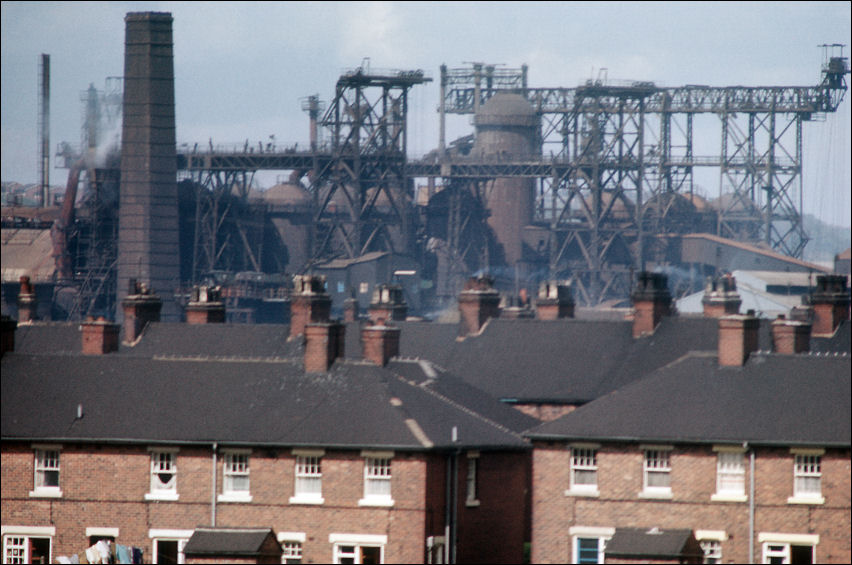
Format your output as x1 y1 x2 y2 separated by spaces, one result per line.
2 1 850 228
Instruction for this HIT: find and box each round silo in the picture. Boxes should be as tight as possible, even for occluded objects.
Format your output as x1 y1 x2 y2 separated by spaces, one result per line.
472 92 539 267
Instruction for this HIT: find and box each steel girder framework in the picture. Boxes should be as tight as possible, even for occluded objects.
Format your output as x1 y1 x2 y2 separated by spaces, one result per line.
308 67 432 262
436 57 848 303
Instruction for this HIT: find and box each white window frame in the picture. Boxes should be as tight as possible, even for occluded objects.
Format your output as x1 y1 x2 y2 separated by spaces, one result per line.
149 529 192 565
219 449 252 502
426 535 446 564
711 446 747 502
566 444 600 497
758 533 819 564
569 526 614 565
290 449 325 504
1 527 55 565
358 451 394 507
788 448 824 504
329 534 386 564
696 531 727 564
465 451 480 507
278 532 306 564
639 445 672 498
146 448 179 501
29 445 62 498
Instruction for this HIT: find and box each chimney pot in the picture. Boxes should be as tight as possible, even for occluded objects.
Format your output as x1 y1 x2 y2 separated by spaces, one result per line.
290 275 332 339
304 321 345 372
631 272 672 337
122 283 163 343
16 275 38 322
771 316 811 355
702 274 742 318
458 276 501 337
809 274 850 336
535 280 574 320
369 284 408 323
186 285 226 324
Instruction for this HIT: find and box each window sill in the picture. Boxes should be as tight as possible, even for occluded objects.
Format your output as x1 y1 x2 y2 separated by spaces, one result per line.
711 493 747 502
358 497 394 507
564 488 600 498
145 492 179 501
29 489 62 498
638 490 672 500
465 499 481 507
787 495 824 505
217 493 253 503
289 495 325 505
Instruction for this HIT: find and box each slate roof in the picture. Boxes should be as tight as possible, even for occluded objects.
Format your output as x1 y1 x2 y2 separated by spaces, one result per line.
1 353 529 451
14 322 83 354
604 528 701 559
526 352 851 447
183 528 278 556
126 322 300 358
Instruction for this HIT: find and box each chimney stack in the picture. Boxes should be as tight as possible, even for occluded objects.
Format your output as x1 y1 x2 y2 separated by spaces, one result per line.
16 276 38 323
121 279 162 342
701 274 741 318
809 274 850 336
631 272 672 338
368 284 408 323
290 275 332 339
458 276 501 337
771 314 811 355
362 322 401 367
81 317 120 355
185 285 226 324
535 280 575 320
1 315 17 357
718 311 760 367
304 321 345 373
343 296 360 323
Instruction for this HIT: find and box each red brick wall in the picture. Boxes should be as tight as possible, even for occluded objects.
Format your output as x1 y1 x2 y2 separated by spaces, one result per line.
2 443 437 564
531 441 851 564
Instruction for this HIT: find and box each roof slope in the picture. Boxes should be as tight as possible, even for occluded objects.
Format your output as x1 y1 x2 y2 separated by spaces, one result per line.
604 528 701 559
527 353 851 447
126 322 300 358
1 353 528 450
183 528 277 556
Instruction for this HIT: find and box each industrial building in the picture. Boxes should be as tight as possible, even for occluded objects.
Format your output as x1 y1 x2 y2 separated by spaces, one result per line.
1 12 850 323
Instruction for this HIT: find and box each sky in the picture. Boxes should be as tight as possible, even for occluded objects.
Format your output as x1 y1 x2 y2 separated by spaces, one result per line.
2 1 851 229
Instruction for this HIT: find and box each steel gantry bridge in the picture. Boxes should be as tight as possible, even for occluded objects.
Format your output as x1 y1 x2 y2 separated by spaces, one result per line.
177 50 848 305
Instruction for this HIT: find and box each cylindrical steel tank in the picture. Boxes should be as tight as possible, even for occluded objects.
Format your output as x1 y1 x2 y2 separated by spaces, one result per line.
471 93 539 267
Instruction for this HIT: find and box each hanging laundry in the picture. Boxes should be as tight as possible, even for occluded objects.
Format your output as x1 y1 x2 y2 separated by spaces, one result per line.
115 544 132 564
131 547 143 564
95 539 111 564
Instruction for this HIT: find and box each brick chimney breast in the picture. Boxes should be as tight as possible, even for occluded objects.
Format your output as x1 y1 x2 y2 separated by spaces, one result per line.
771 315 812 355
718 312 760 367
121 279 163 343
362 323 401 367
458 276 501 337
701 274 742 318
631 272 672 338
304 321 345 373
185 285 226 324
1 315 17 357
810 274 850 336
535 280 575 320
81 317 120 355
290 275 332 339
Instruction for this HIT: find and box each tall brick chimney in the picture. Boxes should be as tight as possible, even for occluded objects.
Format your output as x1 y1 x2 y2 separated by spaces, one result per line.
16 276 38 323
290 275 332 339
631 272 672 338
535 280 575 320
718 311 760 367
458 276 501 337
361 323 401 367
701 274 741 318
771 315 811 355
185 285 226 324
117 12 181 323
809 274 850 336
121 279 163 342
304 322 345 373
1 315 17 358
81 317 120 355
368 284 408 323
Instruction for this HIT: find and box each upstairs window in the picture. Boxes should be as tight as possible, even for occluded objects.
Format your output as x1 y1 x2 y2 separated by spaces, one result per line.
570 447 598 493
642 448 672 497
359 451 394 506
219 451 252 502
30 447 62 498
793 454 821 499
712 448 746 501
291 452 324 504
147 450 178 500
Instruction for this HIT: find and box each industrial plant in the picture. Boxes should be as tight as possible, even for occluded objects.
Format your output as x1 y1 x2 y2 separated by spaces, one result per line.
1 12 849 323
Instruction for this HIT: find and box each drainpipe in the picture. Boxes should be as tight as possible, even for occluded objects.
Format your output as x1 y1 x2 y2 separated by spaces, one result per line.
747 442 755 564
450 426 459 564
211 442 218 526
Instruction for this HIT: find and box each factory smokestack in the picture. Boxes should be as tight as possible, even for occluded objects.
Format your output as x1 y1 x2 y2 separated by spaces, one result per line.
117 12 181 322
38 54 50 208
